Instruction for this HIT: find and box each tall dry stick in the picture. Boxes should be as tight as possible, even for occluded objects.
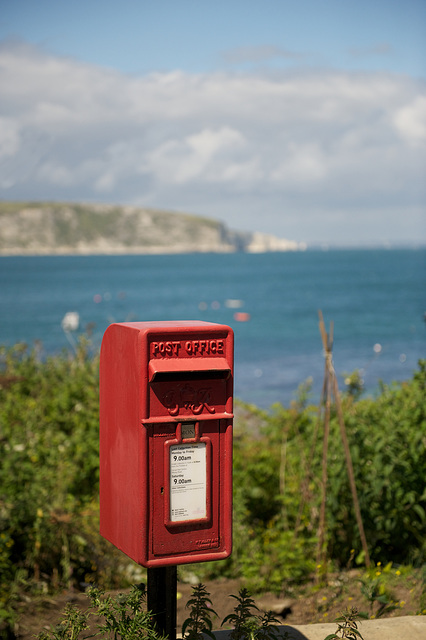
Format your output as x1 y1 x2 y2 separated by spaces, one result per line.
318 310 371 568
330 362 371 568
279 424 289 528
316 363 331 571
295 348 329 532
316 314 333 571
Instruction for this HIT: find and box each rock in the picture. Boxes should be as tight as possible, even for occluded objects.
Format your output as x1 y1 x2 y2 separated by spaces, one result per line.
256 596 294 618
0 201 305 255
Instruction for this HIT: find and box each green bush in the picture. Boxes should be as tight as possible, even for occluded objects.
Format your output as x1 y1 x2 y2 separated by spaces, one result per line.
0 342 424 630
230 397 319 591
0 341 128 635
0 342 101 589
326 362 426 565
231 362 425 586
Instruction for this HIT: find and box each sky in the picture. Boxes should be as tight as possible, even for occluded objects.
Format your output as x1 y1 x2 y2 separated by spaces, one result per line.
1 0 425 246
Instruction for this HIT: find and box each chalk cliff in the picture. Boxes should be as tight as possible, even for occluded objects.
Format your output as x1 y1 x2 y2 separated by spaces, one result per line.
0 202 305 255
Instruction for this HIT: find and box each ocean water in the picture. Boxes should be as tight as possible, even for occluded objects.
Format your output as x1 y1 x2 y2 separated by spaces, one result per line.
0 249 425 408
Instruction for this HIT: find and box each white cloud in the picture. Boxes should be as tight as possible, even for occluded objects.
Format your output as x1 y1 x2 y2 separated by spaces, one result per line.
0 117 20 160
0 40 425 244
36 161 75 186
393 96 426 146
146 127 247 185
270 142 328 185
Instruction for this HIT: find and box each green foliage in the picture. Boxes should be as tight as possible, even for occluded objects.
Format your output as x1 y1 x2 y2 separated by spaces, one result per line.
324 607 365 640
231 396 318 592
0 341 101 585
221 588 284 640
358 575 397 619
0 340 129 633
36 584 285 640
37 584 166 640
357 562 400 618
182 583 217 640
232 361 426 592
37 603 89 640
326 361 426 565
88 584 162 640
0 342 425 632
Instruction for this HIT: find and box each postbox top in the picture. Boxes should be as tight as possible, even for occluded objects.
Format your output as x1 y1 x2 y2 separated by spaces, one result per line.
107 320 232 334
101 321 233 385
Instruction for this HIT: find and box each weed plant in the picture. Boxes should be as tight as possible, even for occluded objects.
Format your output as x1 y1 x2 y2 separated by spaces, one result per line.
182 583 217 640
37 584 167 640
324 607 365 640
34 584 373 640
37 584 286 640
221 588 284 640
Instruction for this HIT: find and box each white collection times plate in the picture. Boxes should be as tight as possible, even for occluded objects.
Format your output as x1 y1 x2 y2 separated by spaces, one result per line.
169 443 207 522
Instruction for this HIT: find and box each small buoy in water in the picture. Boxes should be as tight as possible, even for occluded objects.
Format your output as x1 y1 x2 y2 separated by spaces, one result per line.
61 311 80 332
234 312 250 322
225 299 244 309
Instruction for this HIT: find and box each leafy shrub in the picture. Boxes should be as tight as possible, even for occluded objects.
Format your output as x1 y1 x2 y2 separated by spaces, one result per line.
0 341 130 634
221 587 284 640
0 342 102 588
325 362 426 565
182 582 217 640
324 607 366 640
0 341 424 631
37 584 166 640
38 584 282 640
231 362 425 588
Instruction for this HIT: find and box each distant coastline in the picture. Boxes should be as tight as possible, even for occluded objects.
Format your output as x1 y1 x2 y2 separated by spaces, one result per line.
0 201 306 255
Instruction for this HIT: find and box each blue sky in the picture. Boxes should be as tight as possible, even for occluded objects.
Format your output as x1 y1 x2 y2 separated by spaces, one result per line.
2 0 425 77
0 0 425 245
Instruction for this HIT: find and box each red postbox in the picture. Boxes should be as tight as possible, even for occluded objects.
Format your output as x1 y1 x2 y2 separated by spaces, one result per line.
99 321 233 567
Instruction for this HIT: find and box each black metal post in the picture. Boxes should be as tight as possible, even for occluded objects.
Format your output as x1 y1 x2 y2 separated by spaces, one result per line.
147 565 177 640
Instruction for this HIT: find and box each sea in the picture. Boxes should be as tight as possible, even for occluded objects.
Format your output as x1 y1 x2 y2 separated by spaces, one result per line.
0 249 425 409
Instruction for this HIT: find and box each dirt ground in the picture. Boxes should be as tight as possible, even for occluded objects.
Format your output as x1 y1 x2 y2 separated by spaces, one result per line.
12 569 424 639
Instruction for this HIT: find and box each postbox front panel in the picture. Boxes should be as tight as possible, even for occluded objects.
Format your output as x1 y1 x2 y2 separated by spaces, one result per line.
99 321 233 567
149 420 224 558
